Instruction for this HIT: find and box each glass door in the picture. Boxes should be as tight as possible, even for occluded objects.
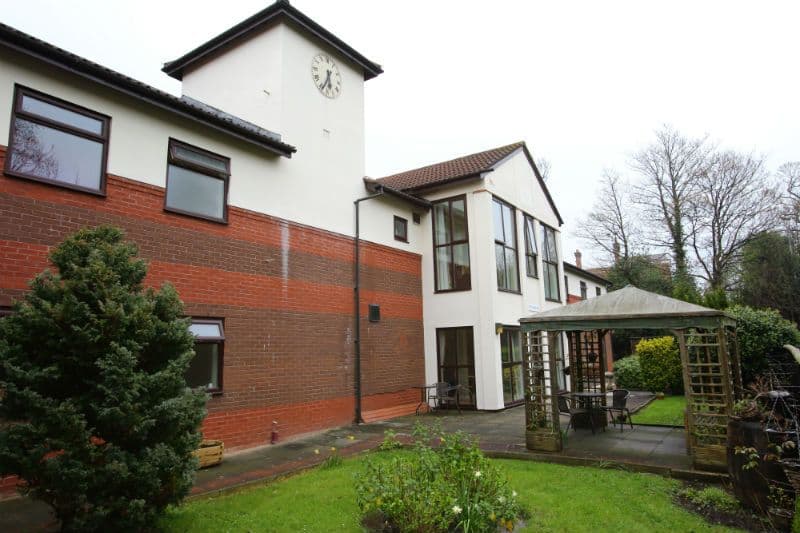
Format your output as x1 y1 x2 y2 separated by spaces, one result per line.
436 327 476 407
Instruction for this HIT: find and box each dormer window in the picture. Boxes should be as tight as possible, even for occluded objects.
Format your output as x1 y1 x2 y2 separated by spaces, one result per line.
164 139 230 223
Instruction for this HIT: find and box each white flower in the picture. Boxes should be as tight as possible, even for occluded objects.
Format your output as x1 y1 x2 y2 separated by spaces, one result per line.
452 505 462 515
498 496 506 503
512 490 518 498
474 471 482 478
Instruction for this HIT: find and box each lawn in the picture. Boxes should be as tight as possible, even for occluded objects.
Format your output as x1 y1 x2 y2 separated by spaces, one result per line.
633 395 686 426
160 450 737 532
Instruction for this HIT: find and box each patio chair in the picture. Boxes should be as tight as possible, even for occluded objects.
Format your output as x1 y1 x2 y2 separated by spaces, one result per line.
603 389 634 431
428 382 462 414
558 393 595 434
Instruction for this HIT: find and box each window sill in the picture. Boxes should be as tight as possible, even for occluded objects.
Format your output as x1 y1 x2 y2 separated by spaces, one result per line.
526 274 539 279
4 169 106 197
545 298 562 303
164 206 228 225
394 237 408 243
434 287 472 294
497 288 522 295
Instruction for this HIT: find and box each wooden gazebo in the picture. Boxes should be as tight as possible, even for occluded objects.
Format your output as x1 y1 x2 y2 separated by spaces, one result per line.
519 286 742 471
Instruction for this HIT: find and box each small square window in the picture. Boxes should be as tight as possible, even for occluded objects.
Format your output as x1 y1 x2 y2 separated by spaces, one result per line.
165 139 230 223
412 213 421 224
5 85 110 195
186 318 224 393
394 215 408 242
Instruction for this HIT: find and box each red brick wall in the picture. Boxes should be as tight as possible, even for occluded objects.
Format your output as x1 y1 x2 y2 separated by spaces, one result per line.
0 146 425 451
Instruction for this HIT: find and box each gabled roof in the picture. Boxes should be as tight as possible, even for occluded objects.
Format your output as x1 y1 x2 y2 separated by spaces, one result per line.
373 141 563 225
0 22 296 158
520 285 734 330
163 0 383 81
563 262 611 286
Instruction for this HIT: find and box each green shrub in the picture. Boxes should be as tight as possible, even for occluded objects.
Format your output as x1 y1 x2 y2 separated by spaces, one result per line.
355 423 526 532
636 336 683 394
678 486 739 513
614 356 645 390
0 227 207 532
727 305 800 385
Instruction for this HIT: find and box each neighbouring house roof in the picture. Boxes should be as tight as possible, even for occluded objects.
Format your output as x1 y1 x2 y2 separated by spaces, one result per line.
0 22 296 158
372 141 564 225
520 285 735 330
163 0 383 81
563 262 611 287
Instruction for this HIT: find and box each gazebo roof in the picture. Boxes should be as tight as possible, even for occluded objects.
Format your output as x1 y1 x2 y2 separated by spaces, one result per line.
520 286 735 330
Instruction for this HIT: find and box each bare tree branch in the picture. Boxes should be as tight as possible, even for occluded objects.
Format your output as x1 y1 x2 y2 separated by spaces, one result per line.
574 170 642 264
629 125 712 277
689 150 776 290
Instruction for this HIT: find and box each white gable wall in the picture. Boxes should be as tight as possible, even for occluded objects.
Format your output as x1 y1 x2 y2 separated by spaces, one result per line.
414 149 566 410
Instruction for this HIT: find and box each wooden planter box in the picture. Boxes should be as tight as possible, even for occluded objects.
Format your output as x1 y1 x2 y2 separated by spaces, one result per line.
194 439 224 468
525 430 562 452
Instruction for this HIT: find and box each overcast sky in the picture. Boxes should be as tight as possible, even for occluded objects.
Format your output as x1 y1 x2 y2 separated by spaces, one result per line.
5 0 799 268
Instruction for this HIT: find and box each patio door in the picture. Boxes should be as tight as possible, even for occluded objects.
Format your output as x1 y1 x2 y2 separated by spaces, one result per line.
500 328 524 405
436 327 476 407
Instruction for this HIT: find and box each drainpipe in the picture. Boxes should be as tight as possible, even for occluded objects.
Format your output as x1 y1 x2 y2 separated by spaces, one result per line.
353 190 384 424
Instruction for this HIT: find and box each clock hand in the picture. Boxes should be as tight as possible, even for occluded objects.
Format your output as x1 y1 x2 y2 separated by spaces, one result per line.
322 70 332 90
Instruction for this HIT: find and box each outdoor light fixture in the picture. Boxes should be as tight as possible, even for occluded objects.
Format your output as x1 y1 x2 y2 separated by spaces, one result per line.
495 323 504 335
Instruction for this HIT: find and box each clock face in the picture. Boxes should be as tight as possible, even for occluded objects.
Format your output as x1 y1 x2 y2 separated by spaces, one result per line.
311 53 342 99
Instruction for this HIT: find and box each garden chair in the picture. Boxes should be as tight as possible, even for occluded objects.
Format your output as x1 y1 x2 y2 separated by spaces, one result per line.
428 382 462 414
558 393 595 434
603 389 634 431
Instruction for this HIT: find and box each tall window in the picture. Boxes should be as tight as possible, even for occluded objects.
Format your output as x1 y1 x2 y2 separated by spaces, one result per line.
541 224 560 301
5 85 110 194
186 319 224 392
500 328 524 404
437 327 475 406
564 275 569 296
596 287 602 297
523 214 538 278
165 139 230 223
433 196 470 291
580 281 587 300
493 198 519 292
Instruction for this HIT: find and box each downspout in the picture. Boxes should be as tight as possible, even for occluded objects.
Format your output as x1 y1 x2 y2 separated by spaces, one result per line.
353 190 384 424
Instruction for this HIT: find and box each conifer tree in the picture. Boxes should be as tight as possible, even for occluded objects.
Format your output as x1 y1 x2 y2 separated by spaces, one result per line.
0 226 207 531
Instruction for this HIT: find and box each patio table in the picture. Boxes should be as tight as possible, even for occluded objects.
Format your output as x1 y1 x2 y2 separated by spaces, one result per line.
569 391 607 429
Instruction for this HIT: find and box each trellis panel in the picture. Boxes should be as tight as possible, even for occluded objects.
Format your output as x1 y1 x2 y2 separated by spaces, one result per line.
523 330 562 452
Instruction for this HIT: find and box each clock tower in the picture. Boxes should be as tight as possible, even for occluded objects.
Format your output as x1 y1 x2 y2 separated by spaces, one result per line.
162 0 382 237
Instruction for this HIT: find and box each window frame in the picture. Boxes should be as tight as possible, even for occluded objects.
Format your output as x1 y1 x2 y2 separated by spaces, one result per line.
436 326 476 407
596 286 602 297
500 327 524 406
540 223 561 302
4 84 110 196
580 281 587 300
492 197 520 293
164 138 230 224
187 317 225 394
523 214 538 278
432 194 471 293
393 215 408 242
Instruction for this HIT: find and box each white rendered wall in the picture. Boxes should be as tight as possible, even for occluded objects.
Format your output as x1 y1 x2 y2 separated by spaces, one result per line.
179 22 371 241
417 149 566 410
564 269 607 301
0 25 405 248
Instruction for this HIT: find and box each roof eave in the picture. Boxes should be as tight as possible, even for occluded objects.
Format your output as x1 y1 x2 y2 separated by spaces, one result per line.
163 1 383 81
364 179 432 209
563 262 611 286
400 171 489 194
520 144 563 226
0 26 296 158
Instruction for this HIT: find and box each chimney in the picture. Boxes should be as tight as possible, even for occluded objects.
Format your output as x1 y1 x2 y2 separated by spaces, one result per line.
574 249 582 269
612 240 621 262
